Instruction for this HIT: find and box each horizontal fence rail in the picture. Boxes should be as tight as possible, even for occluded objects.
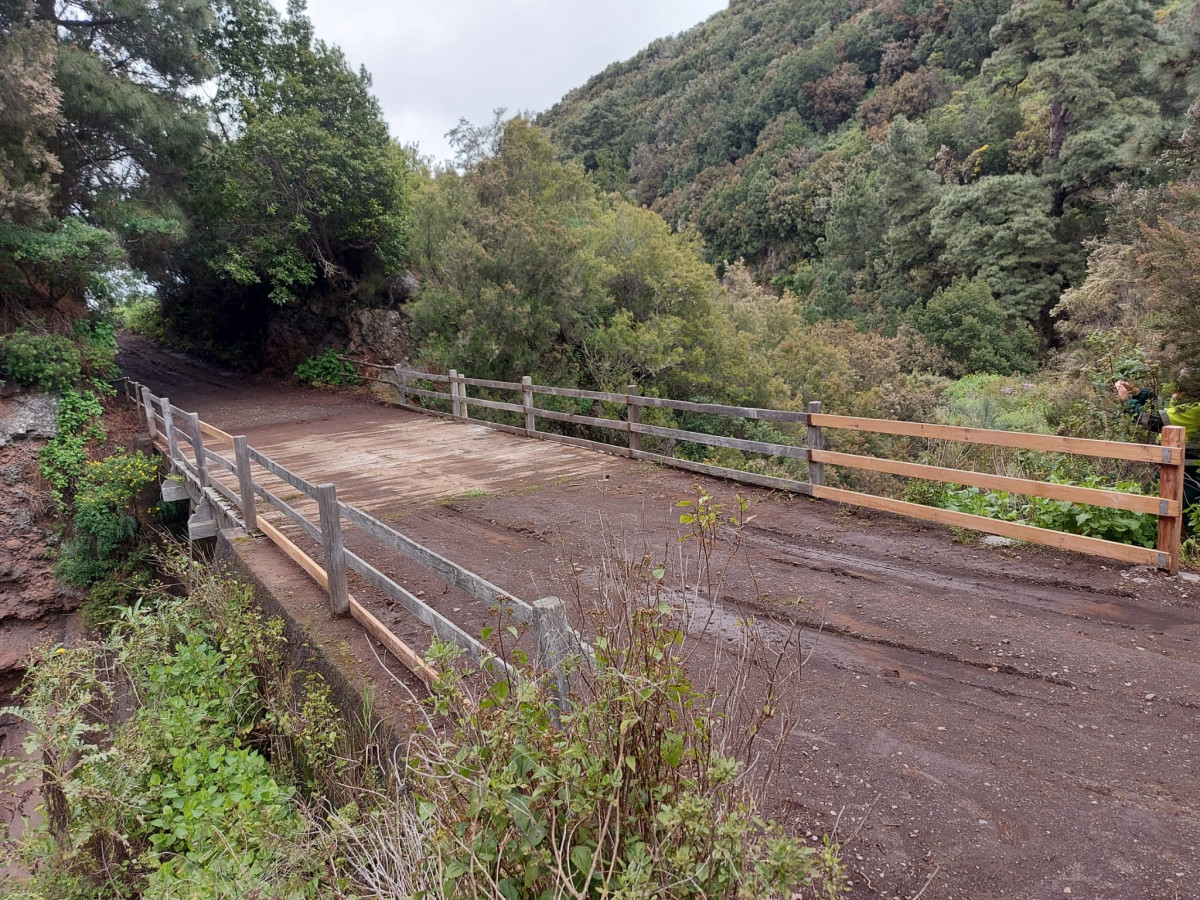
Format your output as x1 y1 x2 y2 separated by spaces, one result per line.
119 379 574 692
339 362 1187 574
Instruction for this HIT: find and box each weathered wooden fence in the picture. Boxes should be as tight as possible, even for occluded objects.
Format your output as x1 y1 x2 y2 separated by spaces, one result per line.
122 379 578 692
350 361 1188 574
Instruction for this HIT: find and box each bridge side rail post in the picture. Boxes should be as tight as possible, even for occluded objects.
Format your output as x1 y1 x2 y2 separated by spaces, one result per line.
449 368 461 419
627 385 641 455
233 436 257 532
532 596 572 717
807 400 824 487
316 483 350 616
1158 425 1186 574
187 412 208 488
522 376 536 435
394 365 407 406
140 387 158 442
159 397 179 462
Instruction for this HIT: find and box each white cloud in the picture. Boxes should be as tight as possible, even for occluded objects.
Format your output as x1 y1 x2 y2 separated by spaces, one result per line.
299 0 727 162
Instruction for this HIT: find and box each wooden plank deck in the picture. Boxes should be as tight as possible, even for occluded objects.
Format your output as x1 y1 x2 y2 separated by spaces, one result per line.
196 414 627 540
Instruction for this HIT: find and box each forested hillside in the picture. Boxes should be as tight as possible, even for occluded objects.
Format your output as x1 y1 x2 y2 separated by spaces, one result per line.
539 0 1198 347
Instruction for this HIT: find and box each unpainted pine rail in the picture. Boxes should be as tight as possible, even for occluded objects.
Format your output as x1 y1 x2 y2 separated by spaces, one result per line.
340 364 1186 573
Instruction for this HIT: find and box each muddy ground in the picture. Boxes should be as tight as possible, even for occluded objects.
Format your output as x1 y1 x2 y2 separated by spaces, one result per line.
112 334 1200 899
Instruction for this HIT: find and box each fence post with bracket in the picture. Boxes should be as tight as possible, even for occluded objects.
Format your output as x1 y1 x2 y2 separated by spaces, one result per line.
627 385 641 456
234 436 257 533
533 596 573 716
1158 425 1186 575
807 400 824 488
316 483 350 616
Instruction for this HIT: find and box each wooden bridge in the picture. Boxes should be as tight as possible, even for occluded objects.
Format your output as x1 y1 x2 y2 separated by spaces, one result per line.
112 349 1200 899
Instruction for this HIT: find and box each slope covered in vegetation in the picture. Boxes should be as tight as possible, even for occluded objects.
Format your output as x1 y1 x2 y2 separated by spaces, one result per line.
539 0 1199 349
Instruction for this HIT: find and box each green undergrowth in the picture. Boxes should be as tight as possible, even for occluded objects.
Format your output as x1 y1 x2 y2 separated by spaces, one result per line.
295 349 359 388
2 552 349 900
5 484 848 899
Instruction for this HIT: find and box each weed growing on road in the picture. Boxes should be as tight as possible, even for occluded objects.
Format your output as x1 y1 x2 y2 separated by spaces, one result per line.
378 491 845 900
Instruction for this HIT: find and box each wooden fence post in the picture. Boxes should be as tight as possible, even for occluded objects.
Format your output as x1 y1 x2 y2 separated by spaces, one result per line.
627 385 641 456
533 596 572 715
394 365 407 406
807 400 824 487
449 368 461 419
316 483 350 616
1158 425 1186 574
187 412 208 488
140 387 158 441
159 397 179 462
522 376 536 435
234 436 257 533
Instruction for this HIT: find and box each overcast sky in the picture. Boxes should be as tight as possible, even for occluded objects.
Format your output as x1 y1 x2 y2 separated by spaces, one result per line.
299 0 727 164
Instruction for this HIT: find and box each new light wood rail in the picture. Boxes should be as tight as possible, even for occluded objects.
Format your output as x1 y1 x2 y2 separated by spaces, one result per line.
120 380 575 691
342 363 1188 574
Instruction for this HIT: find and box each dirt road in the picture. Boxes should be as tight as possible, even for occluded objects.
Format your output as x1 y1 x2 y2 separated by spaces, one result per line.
118 335 1200 900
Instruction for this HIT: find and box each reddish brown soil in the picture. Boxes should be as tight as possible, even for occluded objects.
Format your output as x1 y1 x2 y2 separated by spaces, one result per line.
117 334 1200 900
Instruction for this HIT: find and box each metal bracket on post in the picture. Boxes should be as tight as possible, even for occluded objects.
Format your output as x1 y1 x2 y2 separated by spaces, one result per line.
234 436 257 533
141 387 158 441
533 596 572 717
627 384 641 457
807 400 824 488
1157 425 1185 575
394 365 407 406
316 483 350 616
187 412 208 488
522 376 536 435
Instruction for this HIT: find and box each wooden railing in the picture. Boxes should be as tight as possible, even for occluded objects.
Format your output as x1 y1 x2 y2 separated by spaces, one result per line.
121 379 577 698
349 361 1188 574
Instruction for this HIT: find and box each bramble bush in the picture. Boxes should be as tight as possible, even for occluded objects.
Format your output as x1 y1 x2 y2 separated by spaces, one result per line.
295 349 359 387
391 493 846 900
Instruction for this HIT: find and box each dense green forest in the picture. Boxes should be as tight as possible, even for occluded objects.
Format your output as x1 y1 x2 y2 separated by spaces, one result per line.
540 0 1198 340
3 0 1197 405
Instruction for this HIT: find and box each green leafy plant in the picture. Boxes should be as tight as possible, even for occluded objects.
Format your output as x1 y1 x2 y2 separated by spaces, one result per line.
3 550 331 899
294 349 359 387
55 450 162 587
0 324 82 391
912 475 1159 548
405 502 845 900
38 388 106 502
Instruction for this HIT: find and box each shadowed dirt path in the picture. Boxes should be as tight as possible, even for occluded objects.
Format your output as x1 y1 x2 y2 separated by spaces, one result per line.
118 334 1200 900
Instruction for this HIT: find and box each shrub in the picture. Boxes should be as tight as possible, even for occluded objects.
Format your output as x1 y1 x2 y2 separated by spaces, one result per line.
38 388 106 501
56 450 162 587
295 349 358 387
0 324 82 391
73 316 119 381
911 278 1038 376
116 297 167 339
3 551 329 899
403 499 847 900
